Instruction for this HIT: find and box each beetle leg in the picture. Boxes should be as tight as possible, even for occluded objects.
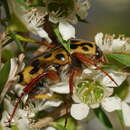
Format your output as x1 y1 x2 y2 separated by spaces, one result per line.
69 68 81 96
5 70 59 126
4 93 24 127
75 53 119 87
47 70 60 83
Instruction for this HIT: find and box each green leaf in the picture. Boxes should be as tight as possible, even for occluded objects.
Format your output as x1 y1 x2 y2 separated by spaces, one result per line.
101 64 119 70
54 124 67 130
94 108 114 130
2 49 14 62
0 60 11 94
114 80 129 100
15 0 28 8
16 0 25 4
107 54 130 67
0 101 4 120
31 0 44 6
15 34 39 44
8 13 28 32
10 32 24 52
53 25 71 53
54 116 77 130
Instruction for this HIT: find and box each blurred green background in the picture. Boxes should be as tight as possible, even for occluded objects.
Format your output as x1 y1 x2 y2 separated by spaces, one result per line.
77 0 130 40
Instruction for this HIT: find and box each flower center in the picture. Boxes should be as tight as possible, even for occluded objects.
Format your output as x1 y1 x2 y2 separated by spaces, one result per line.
76 81 104 105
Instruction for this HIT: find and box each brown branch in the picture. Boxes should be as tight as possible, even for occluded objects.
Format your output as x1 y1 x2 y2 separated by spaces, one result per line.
31 103 71 129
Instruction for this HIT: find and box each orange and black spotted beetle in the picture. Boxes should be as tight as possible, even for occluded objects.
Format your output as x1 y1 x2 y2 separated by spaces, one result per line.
6 39 118 125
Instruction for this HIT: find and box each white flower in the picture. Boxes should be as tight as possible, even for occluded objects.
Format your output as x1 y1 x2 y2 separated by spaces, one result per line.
95 33 130 53
70 69 123 120
23 8 52 43
59 22 75 41
70 68 130 126
50 68 127 120
8 1 52 43
0 98 31 130
48 0 90 24
71 94 122 120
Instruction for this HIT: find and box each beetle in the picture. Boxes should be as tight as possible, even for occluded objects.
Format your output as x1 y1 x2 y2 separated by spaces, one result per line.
5 39 118 125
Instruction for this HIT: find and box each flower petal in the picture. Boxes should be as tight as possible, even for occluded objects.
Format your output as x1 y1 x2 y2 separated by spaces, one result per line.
122 102 130 127
70 103 89 120
50 82 69 94
44 100 62 108
35 27 52 43
59 22 75 41
8 58 18 81
16 118 31 130
101 71 126 87
104 87 114 97
45 127 56 130
111 38 126 51
14 84 28 104
101 97 121 112
95 33 130 53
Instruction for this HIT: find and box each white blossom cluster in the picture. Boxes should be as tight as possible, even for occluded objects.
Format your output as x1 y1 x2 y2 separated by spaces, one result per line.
95 33 130 53
8 0 90 43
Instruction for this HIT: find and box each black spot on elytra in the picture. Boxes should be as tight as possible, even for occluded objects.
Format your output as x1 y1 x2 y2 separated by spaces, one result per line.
29 66 40 74
82 46 89 51
86 42 93 47
31 59 40 67
18 73 23 83
80 42 93 48
55 53 65 61
70 42 93 50
43 52 52 58
70 44 78 49
70 39 80 43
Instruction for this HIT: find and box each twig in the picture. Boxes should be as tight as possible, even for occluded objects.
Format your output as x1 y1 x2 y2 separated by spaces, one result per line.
31 103 71 129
